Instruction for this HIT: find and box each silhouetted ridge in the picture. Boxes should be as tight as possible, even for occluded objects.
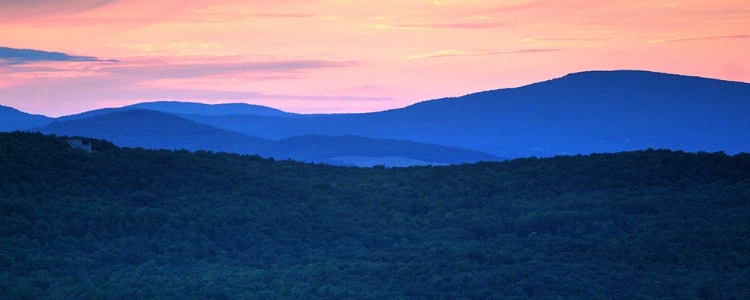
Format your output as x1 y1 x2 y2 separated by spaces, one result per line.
36 109 271 153
33 110 500 165
9 70 750 159
0 105 52 131
127 101 298 117
268 134 500 164
377 70 750 156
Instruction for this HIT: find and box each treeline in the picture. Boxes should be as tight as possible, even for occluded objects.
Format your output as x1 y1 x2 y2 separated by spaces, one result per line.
1 132 749 299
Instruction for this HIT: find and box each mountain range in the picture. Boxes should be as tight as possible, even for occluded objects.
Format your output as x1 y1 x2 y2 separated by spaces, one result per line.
2 70 749 164
0 105 52 131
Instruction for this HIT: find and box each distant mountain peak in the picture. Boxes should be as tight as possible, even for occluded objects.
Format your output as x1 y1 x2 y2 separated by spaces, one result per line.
127 101 297 117
0 105 48 118
0 105 52 131
557 69 745 85
34 109 274 156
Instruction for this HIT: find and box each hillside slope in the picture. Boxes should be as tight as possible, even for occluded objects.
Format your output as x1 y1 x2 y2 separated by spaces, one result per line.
269 134 500 166
2 132 749 299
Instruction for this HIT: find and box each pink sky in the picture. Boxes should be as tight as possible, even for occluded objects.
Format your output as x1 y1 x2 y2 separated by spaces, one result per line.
1 0 748 117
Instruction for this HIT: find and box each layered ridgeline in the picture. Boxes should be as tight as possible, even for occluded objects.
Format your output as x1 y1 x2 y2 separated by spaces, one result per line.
31 110 498 166
2 132 749 299
177 70 750 158
4 70 750 161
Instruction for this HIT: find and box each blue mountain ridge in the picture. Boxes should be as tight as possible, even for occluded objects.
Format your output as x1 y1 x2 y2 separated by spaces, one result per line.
0 105 52 131
53 101 297 122
8 70 750 160
35 110 271 154
177 70 750 157
128 101 299 118
33 110 500 166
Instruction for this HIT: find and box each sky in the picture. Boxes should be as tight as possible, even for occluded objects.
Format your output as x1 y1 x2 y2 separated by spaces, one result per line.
1 0 749 117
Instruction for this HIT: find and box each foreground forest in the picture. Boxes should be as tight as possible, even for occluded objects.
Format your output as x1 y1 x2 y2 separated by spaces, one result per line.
2 132 749 299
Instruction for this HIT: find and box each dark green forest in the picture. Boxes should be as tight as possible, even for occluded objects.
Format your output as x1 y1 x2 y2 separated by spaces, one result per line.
1 132 749 299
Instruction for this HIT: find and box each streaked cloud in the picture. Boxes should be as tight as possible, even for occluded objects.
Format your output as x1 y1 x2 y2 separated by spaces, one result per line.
0 0 748 116
0 47 116 64
523 37 623 42
0 0 117 17
522 36 626 47
406 48 561 60
2 52 356 82
648 34 750 43
391 21 512 30
0 52 363 116
117 58 358 79
483 0 556 13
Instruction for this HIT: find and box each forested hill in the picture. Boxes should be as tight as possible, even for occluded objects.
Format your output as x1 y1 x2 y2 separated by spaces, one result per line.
2 132 749 299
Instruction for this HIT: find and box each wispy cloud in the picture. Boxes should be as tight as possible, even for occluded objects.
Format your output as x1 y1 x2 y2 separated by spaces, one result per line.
0 52 357 90
374 22 514 30
522 36 625 47
406 48 561 60
524 36 622 42
483 0 616 14
687 5 750 17
484 0 554 13
176 8 316 24
114 58 358 81
0 0 118 18
648 34 750 43
0 54 365 116
0 47 116 64
246 13 314 18
1 0 748 116
391 21 512 30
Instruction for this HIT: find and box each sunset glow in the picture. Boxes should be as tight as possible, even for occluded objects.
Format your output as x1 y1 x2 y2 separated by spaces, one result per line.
1 0 749 116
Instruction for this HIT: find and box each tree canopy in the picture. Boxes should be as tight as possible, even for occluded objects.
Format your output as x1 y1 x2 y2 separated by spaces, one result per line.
1 132 749 299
